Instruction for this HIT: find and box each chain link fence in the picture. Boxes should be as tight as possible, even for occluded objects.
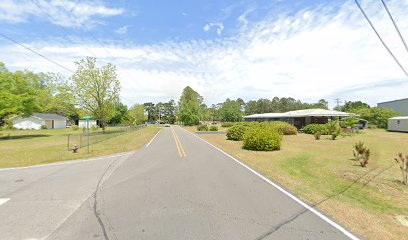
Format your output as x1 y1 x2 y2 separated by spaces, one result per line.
67 125 146 151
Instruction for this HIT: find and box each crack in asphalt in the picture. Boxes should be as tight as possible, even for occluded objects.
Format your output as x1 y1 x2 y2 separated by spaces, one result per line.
93 160 118 240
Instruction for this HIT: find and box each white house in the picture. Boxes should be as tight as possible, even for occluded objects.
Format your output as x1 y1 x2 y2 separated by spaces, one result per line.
12 113 67 130
244 109 352 129
388 116 408 133
77 120 98 128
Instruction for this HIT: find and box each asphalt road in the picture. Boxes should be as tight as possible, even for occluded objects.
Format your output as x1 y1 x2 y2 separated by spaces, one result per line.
0 126 359 240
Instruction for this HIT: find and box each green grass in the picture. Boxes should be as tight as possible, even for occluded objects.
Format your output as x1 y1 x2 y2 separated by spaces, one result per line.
0 125 160 168
194 129 408 240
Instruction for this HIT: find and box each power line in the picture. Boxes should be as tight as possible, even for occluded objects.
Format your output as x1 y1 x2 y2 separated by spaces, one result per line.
0 32 74 73
380 0 408 55
354 0 408 78
30 0 97 58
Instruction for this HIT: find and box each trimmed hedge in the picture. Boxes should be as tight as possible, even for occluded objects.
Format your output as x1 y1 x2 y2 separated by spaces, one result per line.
197 125 209 131
243 126 282 151
209 125 218 131
221 122 234 128
260 121 297 135
226 124 247 141
301 124 330 135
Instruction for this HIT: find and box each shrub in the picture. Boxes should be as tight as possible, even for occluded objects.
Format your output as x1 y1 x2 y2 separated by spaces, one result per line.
301 124 329 135
226 124 248 141
70 125 79 131
327 121 341 140
394 153 408 185
91 124 100 131
352 141 370 167
261 121 297 135
197 125 209 131
221 122 234 128
314 131 322 140
40 125 48 129
243 126 282 151
209 125 218 131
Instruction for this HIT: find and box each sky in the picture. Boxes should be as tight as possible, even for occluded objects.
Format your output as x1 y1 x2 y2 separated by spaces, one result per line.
1 0 408 109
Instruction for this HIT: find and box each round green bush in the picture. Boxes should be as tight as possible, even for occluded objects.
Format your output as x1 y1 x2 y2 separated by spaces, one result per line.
242 126 282 151
226 124 247 141
40 125 48 129
209 125 218 131
197 124 209 131
301 124 329 135
221 122 234 127
260 121 297 135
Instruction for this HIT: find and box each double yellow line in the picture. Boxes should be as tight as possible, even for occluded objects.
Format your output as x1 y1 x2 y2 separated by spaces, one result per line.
171 127 187 158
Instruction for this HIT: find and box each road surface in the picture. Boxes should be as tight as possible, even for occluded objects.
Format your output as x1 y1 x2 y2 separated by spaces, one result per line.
0 126 359 240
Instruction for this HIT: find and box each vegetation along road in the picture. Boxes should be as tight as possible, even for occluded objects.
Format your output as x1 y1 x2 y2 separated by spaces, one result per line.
0 126 359 240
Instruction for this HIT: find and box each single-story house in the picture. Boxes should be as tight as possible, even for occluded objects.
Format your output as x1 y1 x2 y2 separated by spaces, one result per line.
12 113 67 130
76 120 98 128
244 109 352 129
388 116 408 133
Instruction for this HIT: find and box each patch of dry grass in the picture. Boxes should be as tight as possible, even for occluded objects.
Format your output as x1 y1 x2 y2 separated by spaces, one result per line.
194 128 408 240
0 125 160 168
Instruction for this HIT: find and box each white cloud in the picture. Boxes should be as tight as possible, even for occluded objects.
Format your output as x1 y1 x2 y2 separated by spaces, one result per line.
203 22 224 35
115 26 129 35
1 0 408 108
0 0 124 28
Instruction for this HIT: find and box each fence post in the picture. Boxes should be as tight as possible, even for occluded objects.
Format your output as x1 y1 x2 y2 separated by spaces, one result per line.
67 134 70 151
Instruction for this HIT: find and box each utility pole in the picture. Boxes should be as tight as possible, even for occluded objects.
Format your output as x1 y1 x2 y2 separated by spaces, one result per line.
334 98 342 109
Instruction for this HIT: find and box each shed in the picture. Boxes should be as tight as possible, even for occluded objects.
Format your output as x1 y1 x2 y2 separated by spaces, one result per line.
12 113 67 130
388 116 408 133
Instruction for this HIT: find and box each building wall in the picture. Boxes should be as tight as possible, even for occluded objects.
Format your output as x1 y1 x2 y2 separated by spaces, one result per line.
53 120 67 129
388 118 408 132
378 99 408 115
13 117 44 130
78 120 97 128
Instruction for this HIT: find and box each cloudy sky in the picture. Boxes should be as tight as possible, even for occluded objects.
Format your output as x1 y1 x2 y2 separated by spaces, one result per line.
1 0 408 108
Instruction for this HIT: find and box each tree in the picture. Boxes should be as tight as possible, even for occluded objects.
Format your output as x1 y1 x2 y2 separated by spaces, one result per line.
108 102 129 125
161 100 177 124
70 57 120 129
342 101 371 112
0 63 40 123
178 86 203 125
219 99 243 122
128 104 147 125
143 102 156 122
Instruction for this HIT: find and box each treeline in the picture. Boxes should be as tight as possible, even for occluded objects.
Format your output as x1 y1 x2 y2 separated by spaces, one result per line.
1 59 399 128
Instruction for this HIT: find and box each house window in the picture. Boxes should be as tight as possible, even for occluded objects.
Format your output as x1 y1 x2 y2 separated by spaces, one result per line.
397 120 400 124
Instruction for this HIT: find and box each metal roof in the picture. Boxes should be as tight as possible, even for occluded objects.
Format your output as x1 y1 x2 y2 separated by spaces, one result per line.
389 116 408 120
244 109 351 119
33 113 67 120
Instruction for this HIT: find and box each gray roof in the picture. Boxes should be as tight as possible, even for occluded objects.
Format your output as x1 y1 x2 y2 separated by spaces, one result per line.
244 109 352 119
33 113 67 120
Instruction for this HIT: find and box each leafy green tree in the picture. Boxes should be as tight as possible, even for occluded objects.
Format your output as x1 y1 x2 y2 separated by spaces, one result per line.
143 102 156 121
219 99 243 122
0 63 40 123
161 100 177 124
70 57 120 129
178 86 203 125
108 102 129 125
128 104 147 125
342 101 371 112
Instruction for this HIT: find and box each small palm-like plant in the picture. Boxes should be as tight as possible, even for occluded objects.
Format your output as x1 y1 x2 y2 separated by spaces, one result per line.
352 141 370 167
395 153 408 185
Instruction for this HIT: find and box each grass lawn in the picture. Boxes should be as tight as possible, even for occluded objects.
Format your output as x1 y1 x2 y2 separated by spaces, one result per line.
0 125 160 168
185 127 408 240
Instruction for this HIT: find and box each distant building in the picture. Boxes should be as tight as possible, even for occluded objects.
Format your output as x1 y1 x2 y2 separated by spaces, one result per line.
244 109 352 129
378 98 408 115
11 113 67 130
388 116 408 133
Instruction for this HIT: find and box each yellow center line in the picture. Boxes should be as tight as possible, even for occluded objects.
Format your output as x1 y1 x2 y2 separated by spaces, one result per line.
174 129 187 158
171 127 182 158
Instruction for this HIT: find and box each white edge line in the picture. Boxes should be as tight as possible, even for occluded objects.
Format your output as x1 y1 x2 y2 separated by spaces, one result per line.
0 198 10 206
145 128 161 148
179 126 360 240
0 152 135 172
